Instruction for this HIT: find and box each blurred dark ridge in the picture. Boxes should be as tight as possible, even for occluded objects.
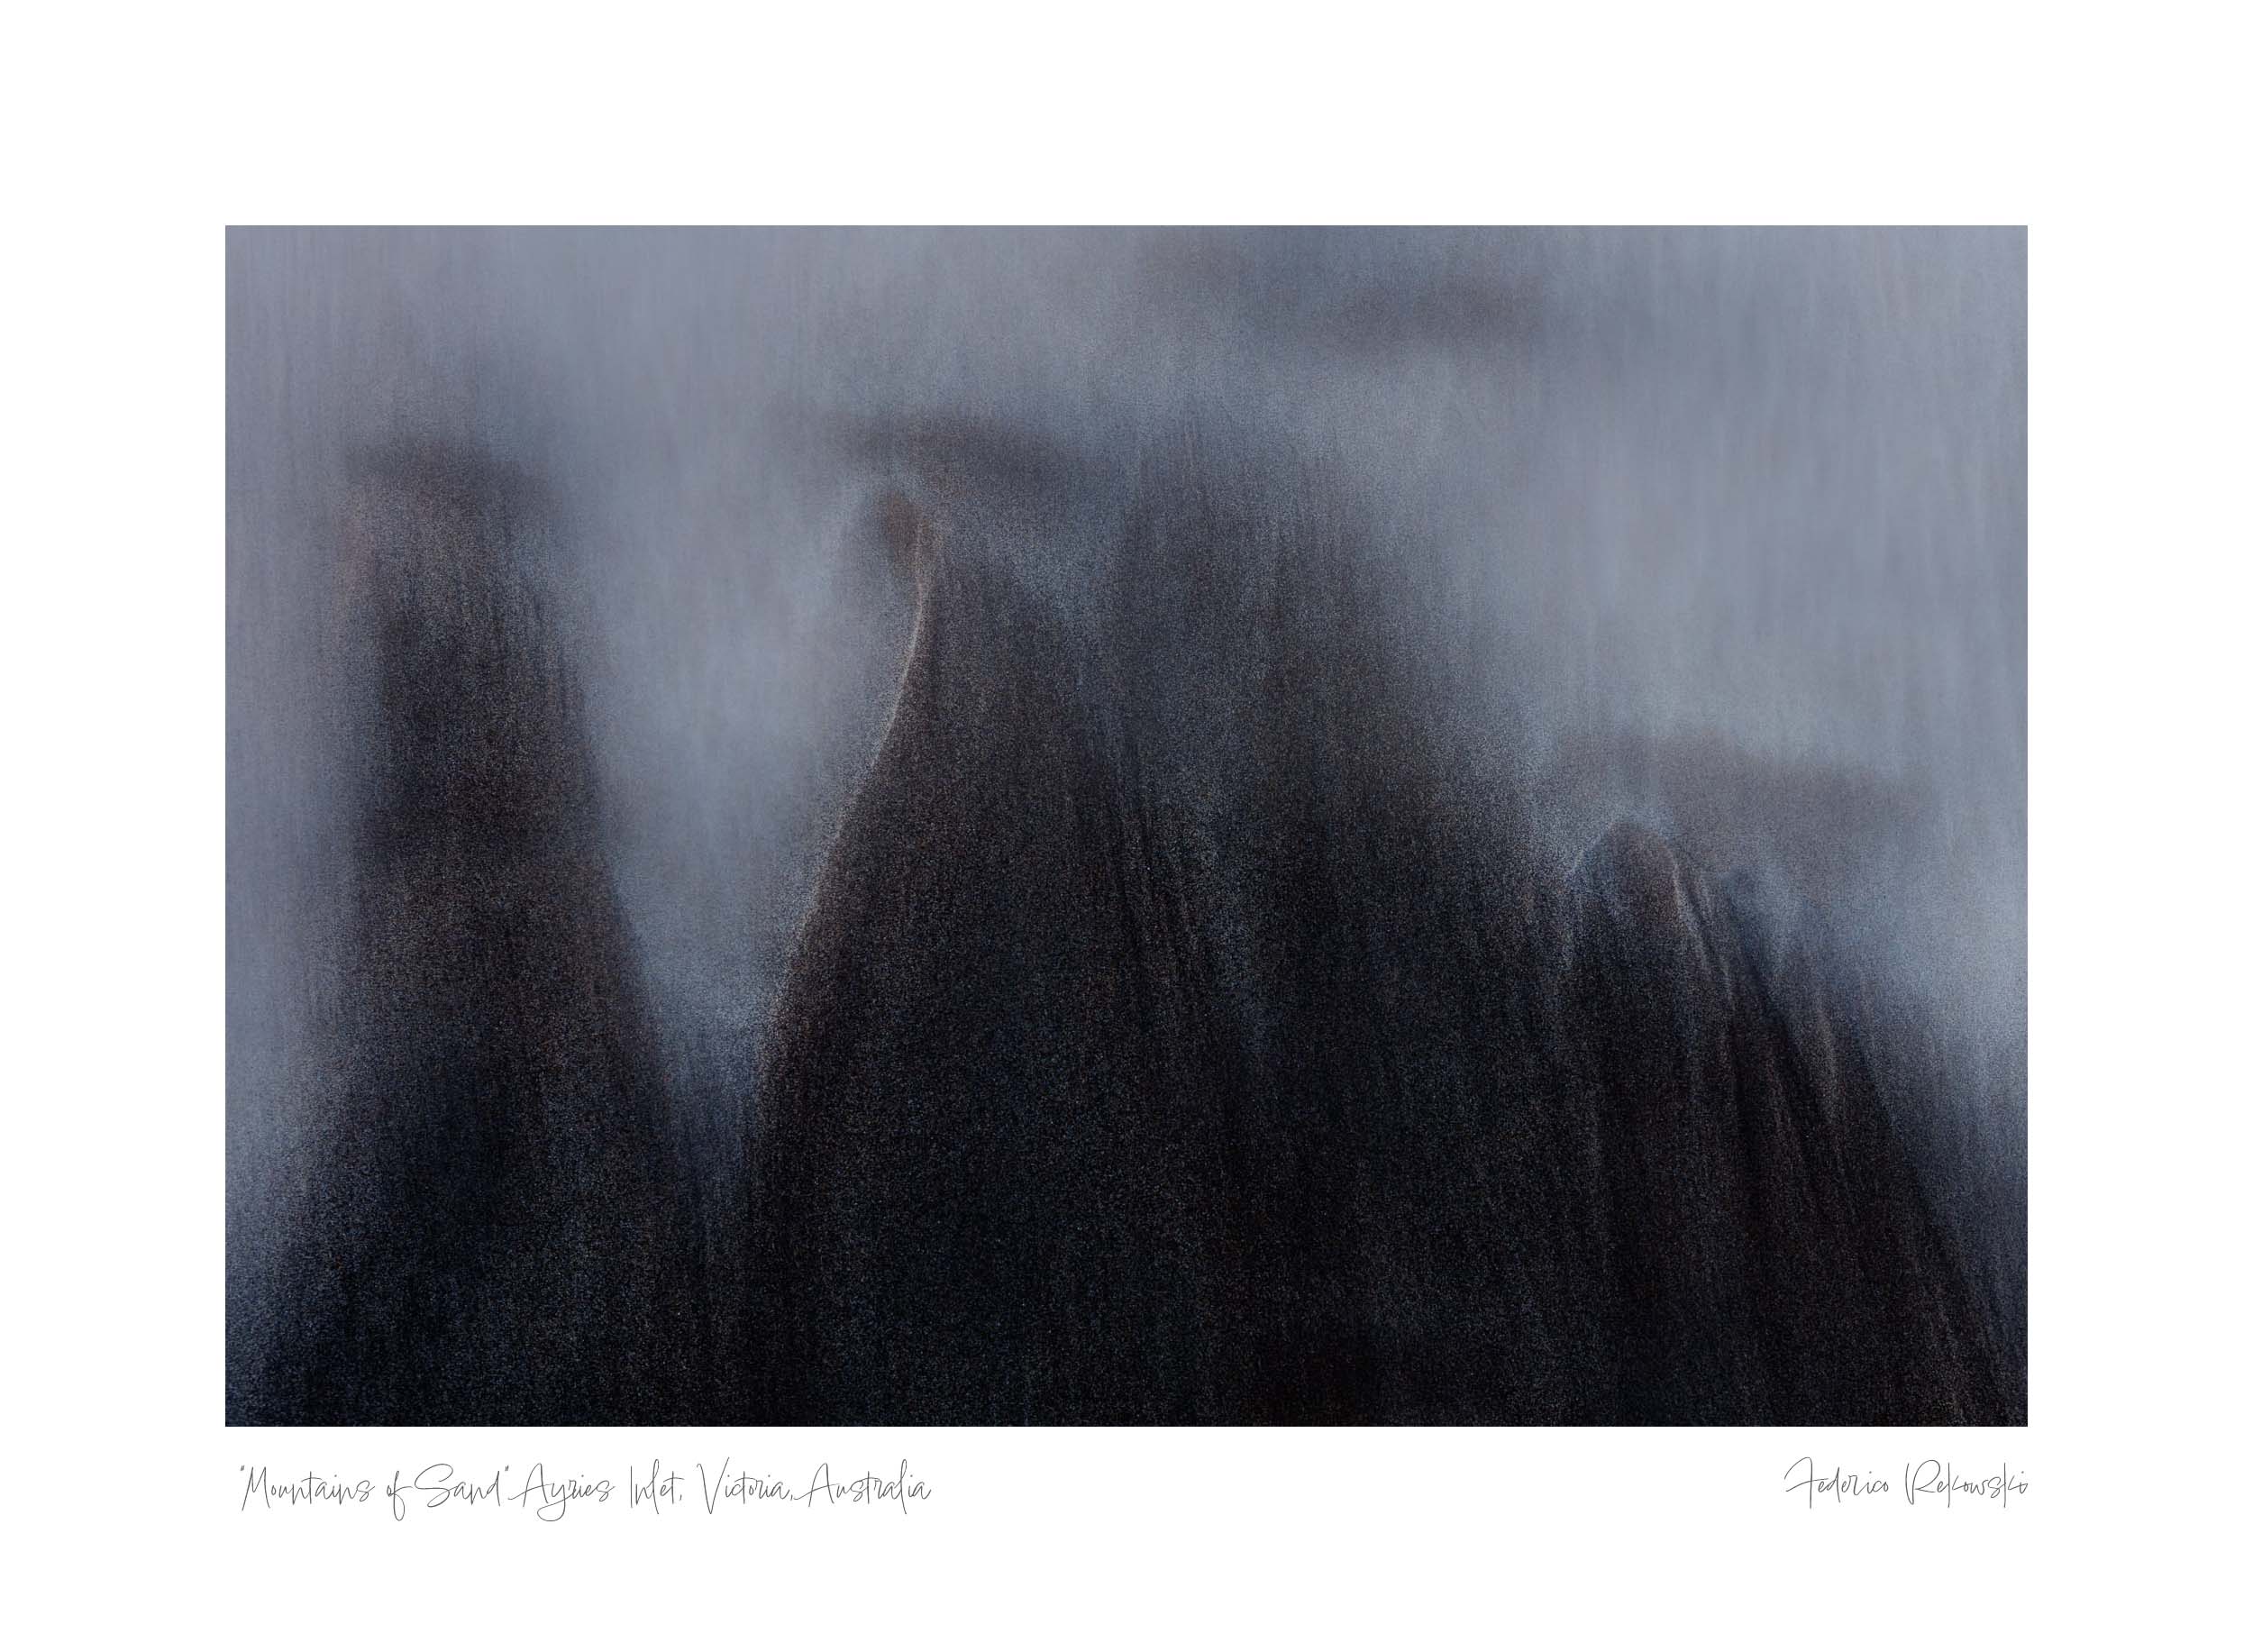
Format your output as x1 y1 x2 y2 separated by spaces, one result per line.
228 413 2021 1426
231 442 711 1425
748 418 2023 1424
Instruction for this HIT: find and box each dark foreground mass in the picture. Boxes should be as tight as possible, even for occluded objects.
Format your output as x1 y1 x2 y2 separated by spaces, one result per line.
748 425 2022 1424
239 447 709 1424
234 425 2023 1426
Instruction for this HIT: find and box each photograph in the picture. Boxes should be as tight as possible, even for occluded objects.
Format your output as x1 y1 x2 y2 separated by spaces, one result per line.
14 7 2241 1640
225 227 2027 1427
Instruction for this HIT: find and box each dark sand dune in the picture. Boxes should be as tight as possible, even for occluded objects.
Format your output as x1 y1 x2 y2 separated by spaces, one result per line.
235 445 709 1425
232 425 2020 1427
749 432 2022 1424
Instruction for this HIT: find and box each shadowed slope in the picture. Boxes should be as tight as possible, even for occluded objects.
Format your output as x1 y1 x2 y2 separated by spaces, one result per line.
751 552 1258 1421
236 445 708 1425
748 434 2023 1424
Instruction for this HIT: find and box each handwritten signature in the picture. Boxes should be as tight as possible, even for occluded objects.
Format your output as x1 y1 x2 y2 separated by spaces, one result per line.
1783 1456 2027 1509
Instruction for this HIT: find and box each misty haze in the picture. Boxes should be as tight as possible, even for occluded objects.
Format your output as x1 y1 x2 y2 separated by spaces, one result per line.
226 227 2026 1424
